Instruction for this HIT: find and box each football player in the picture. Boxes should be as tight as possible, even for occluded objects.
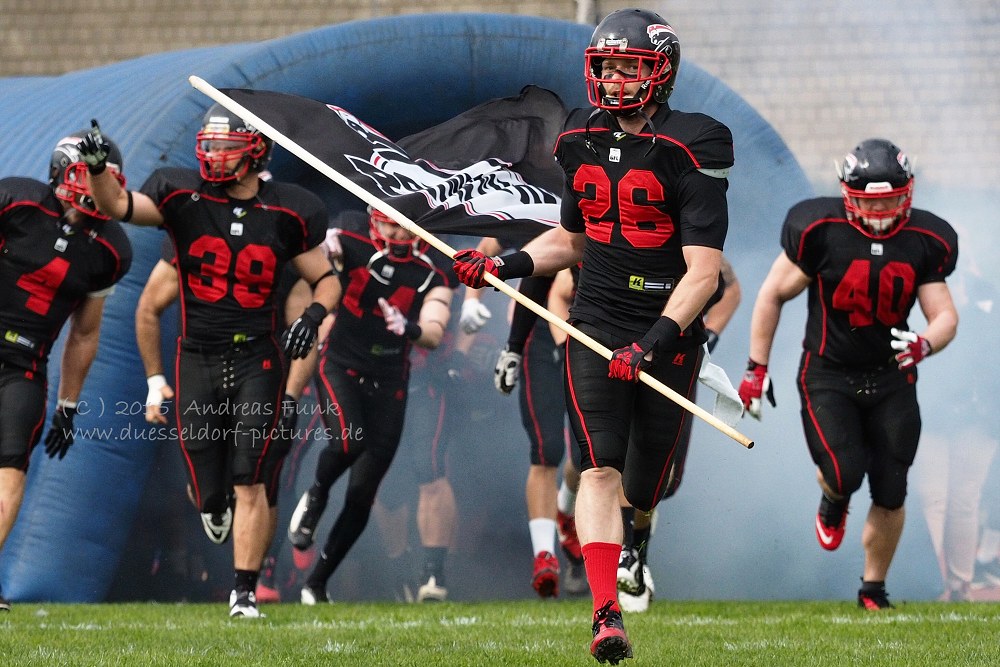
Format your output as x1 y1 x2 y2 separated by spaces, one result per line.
0 129 133 611
80 105 337 619
462 237 587 601
738 137 958 610
452 9 733 663
134 235 319 603
286 208 453 605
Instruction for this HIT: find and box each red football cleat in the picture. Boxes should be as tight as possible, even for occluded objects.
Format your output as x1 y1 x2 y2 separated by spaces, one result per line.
557 511 583 562
531 551 560 598
815 495 848 551
292 544 317 571
590 600 633 664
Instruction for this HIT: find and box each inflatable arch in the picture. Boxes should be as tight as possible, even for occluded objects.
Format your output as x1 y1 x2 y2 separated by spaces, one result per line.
0 13 812 601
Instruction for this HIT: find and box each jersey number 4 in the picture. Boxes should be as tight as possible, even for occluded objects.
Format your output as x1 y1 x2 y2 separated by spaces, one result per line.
832 259 915 327
574 166 674 248
16 257 71 316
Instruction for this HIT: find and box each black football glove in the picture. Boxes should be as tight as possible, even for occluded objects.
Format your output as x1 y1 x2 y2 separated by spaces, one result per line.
706 329 720 354
44 404 78 459
281 302 326 359
77 119 111 175
280 393 298 433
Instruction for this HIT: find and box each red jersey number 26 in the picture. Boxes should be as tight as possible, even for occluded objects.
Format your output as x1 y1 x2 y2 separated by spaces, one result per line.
574 166 674 248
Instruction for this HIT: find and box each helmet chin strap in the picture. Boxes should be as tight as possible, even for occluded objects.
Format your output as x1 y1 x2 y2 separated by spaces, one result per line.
610 105 657 139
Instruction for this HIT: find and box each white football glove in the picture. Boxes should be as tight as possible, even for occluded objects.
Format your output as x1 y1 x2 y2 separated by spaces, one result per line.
494 346 522 394
459 298 492 334
378 297 408 336
324 227 343 257
890 327 931 369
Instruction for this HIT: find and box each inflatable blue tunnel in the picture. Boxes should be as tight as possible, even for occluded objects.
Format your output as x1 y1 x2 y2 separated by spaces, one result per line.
0 13 812 601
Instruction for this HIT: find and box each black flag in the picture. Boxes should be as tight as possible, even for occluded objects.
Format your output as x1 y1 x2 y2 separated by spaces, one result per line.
221 86 566 247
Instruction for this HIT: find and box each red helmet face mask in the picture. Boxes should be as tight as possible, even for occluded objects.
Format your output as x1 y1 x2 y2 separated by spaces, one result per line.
195 104 271 183
369 209 421 261
585 9 680 114
837 138 914 238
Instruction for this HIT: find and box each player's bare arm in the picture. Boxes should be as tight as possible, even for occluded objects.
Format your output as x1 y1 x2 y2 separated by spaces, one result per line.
521 225 586 275
415 285 453 349
914 281 958 354
135 259 178 424
546 268 575 346
291 245 339 314
57 295 106 404
661 245 723 330
283 278 326 400
704 256 742 336
748 252 811 365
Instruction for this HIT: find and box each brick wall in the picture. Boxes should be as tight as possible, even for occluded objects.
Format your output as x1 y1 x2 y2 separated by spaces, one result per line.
1 0 998 191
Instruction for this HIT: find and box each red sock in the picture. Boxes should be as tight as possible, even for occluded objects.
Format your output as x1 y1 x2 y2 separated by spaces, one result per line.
582 542 621 614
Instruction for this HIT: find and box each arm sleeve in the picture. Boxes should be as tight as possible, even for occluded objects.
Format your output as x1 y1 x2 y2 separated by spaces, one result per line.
506 274 556 353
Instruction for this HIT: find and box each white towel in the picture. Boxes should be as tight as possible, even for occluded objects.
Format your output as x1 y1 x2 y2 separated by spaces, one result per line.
698 347 744 427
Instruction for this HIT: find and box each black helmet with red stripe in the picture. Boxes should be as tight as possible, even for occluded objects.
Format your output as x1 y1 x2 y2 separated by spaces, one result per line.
837 138 914 238
586 8 680 114
196 103 272 183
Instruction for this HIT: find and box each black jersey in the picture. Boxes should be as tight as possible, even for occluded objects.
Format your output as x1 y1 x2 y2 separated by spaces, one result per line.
158 234 299 329
781 197 958 368
140 168 327 344
323 231 447 377
0 177 132 371
554 104 733 339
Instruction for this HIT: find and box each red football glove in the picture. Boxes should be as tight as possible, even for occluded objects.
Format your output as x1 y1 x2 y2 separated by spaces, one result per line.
608 343 649 382
890 328 931 369
738 359 776 420
607 317 681 383
452 249 500 289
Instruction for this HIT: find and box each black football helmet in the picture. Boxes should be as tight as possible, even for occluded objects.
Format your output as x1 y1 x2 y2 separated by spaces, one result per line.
195 103 272 183
49 129 125 220
586 8 680 114
368 207 422 261
836 138 914 238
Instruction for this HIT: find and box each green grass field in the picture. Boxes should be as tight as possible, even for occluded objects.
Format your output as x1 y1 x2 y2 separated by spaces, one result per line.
2 599 1000 666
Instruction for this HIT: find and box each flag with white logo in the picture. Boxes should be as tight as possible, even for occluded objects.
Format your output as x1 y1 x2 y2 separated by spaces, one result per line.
220 86 567 247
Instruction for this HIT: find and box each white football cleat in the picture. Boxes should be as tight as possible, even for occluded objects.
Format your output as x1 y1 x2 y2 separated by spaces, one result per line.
300 584 329 605
616 547 641 594
618 565 654 613
417 576 447 602
201 507 233 545
229 589 261 618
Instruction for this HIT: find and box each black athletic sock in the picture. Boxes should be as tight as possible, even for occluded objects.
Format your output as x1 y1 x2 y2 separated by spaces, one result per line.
234 569 259 594
621 507 635 548
423 546 448 584
859 579 886 594
633 526 652 563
